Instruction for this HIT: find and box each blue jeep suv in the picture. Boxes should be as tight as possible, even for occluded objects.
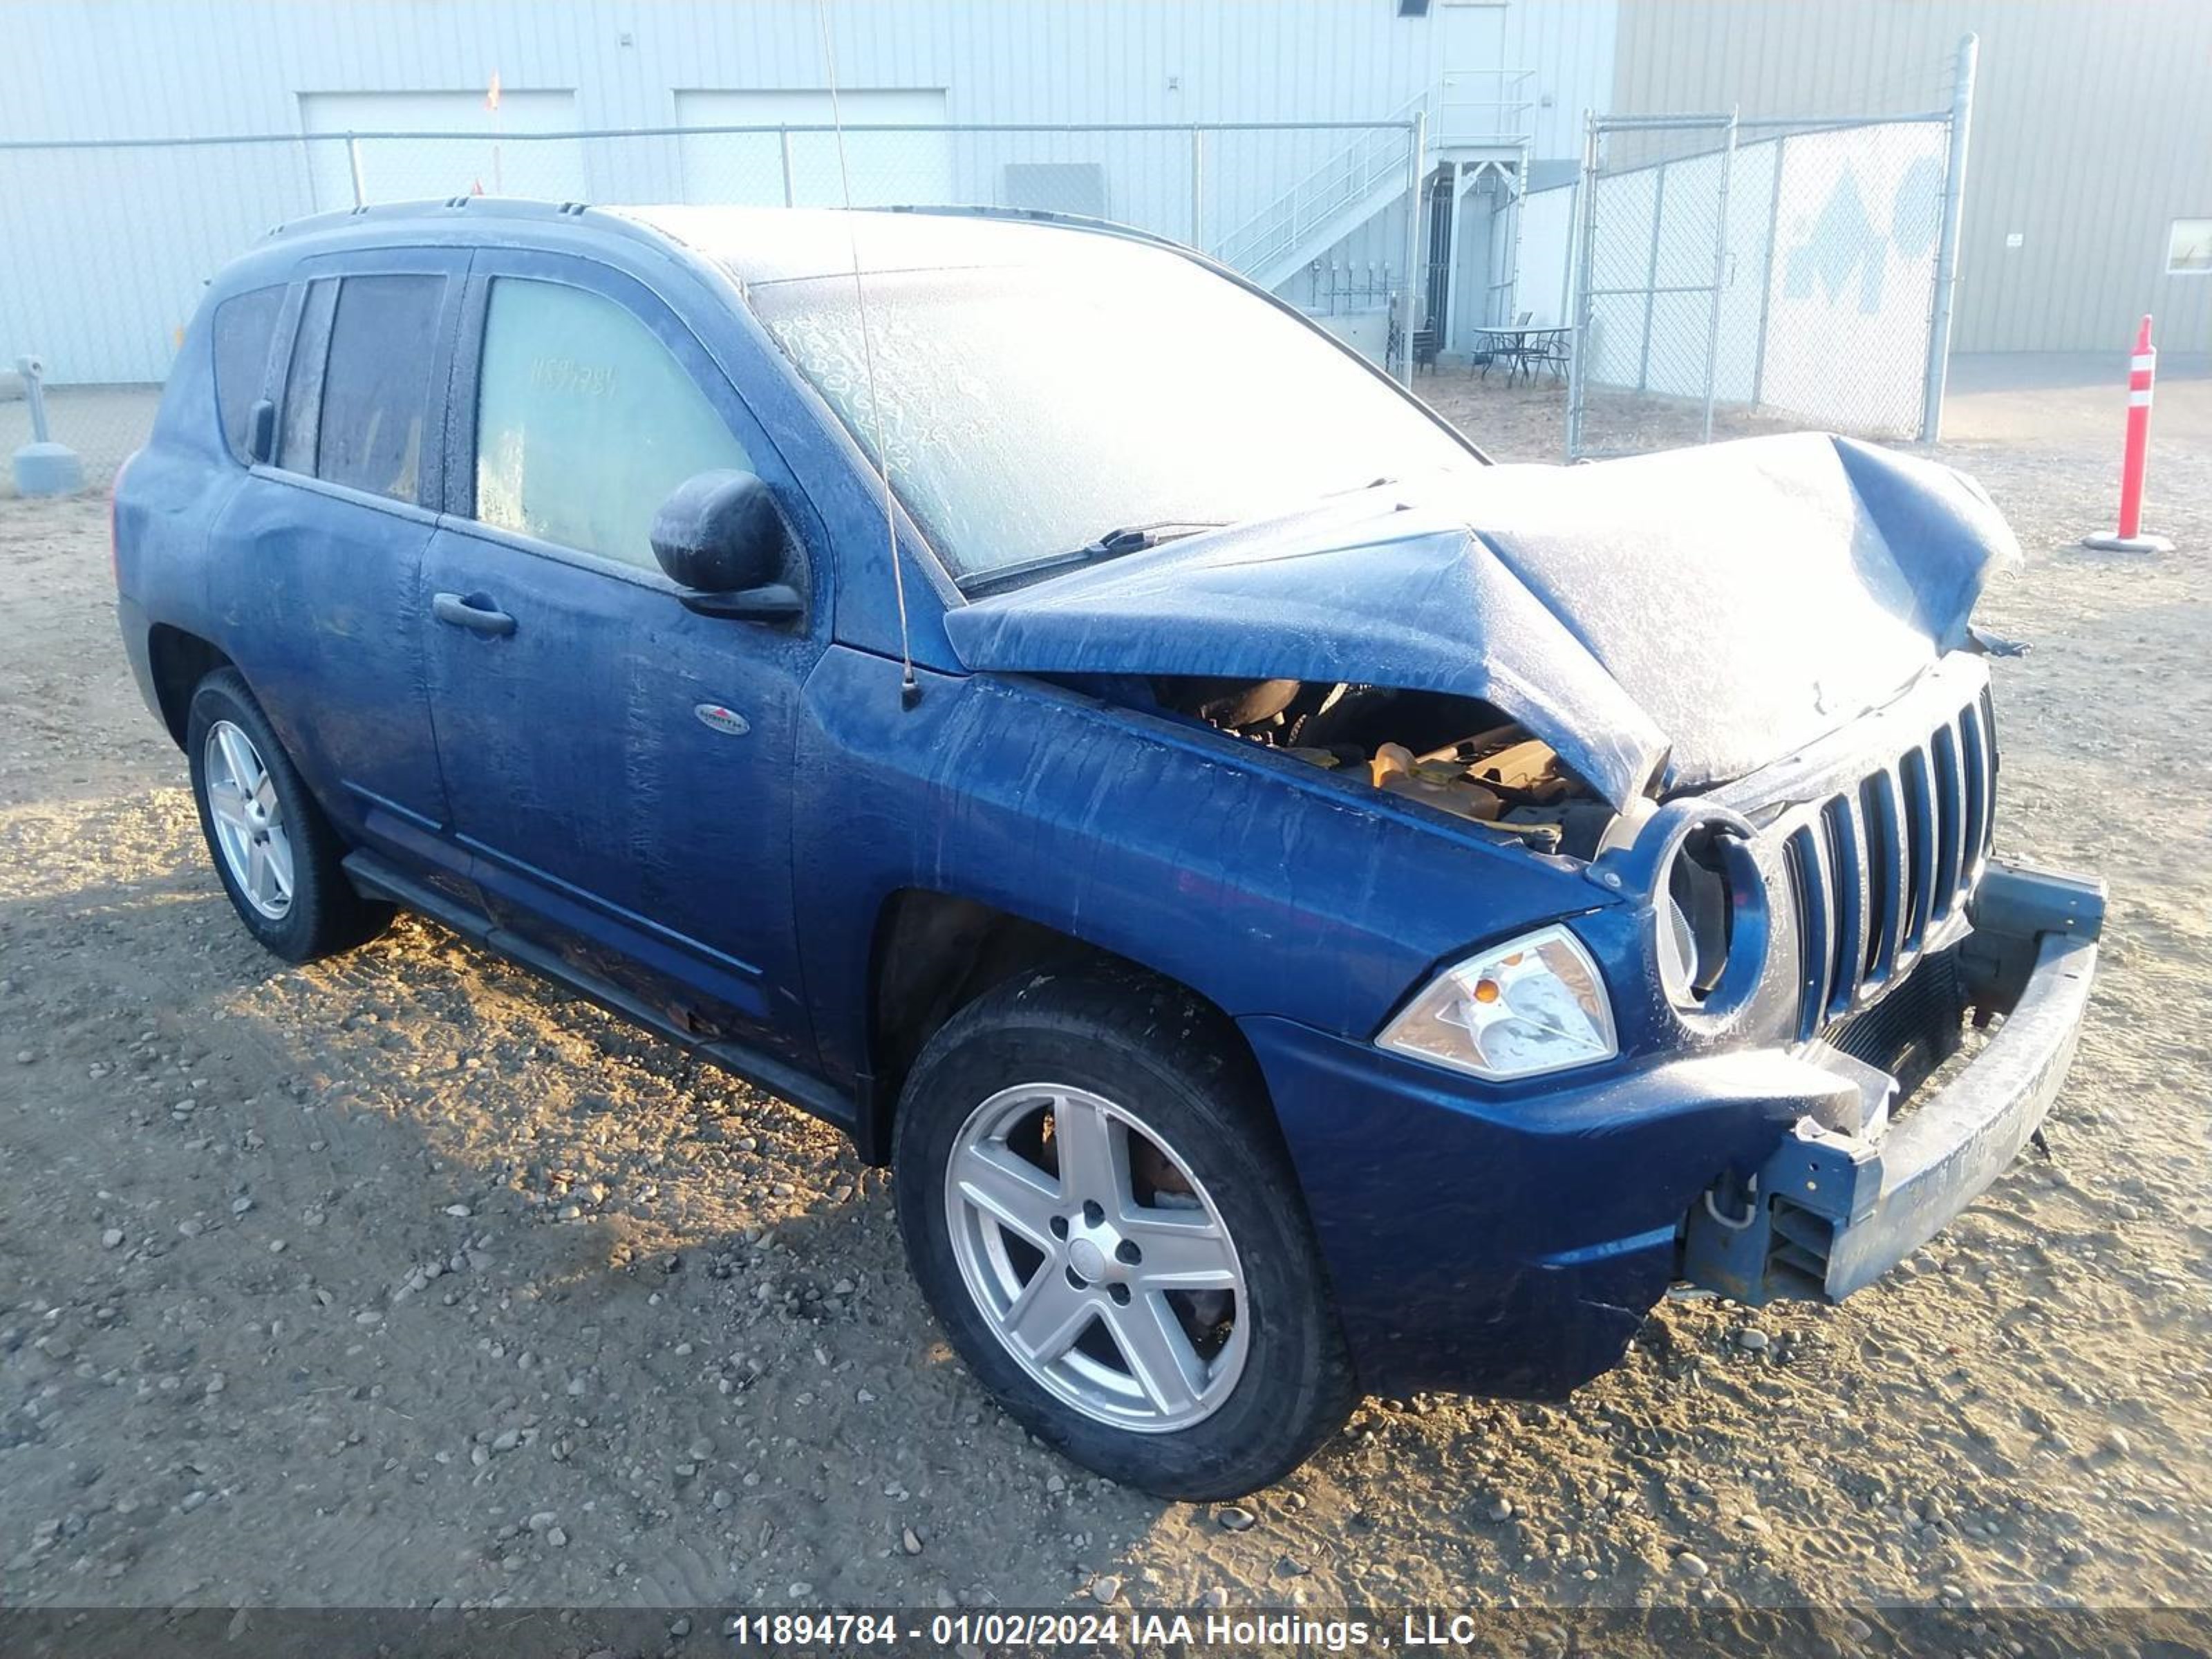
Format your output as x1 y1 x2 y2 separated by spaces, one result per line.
114 199 2103 1498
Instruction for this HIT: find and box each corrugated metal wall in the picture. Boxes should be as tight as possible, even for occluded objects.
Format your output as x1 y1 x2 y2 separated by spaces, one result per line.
1609 1 2212 353
1502 0 1620 167
10 1 1609 141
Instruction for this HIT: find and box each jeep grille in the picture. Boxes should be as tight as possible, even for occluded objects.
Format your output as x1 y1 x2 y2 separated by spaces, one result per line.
1781 686 1996 1042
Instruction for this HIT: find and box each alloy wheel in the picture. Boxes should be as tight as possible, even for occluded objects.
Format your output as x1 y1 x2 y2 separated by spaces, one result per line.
203 719 296 921
943 1082 1248 1432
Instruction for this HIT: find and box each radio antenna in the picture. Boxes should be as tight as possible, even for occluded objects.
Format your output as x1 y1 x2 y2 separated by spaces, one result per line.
816 0 920 709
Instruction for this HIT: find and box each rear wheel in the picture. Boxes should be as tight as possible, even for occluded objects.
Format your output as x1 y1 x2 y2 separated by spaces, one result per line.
186 669 393 963
894 966 1357 1498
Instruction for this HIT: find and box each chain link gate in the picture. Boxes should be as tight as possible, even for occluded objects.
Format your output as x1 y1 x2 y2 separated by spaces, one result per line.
1558 46 1973 462
1566 113 1738 459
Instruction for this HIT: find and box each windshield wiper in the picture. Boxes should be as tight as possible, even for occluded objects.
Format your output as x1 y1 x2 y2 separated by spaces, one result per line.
959 520 1229 596
1076 519 1228 558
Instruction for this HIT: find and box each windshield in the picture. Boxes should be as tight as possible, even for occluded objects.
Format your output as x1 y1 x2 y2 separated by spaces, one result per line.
750 236 1481 581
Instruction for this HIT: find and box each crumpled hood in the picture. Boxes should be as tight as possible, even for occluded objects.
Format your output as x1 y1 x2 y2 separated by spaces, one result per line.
942 433 2020 809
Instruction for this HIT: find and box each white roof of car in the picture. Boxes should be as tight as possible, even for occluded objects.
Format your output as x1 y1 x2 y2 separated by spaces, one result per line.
610 204 1176 285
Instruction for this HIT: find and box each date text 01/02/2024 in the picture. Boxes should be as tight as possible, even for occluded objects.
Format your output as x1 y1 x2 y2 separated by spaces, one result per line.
724 1611 1387 1649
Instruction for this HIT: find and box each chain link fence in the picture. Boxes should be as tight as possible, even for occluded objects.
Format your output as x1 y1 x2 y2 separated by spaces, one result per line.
2 119 1418 495
1541 101 1965 460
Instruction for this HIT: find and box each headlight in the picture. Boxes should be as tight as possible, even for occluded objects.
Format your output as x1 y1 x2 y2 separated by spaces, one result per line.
1377 925 1618 1082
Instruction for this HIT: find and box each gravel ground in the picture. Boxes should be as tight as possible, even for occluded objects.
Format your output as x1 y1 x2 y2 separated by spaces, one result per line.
2 372 2209 1624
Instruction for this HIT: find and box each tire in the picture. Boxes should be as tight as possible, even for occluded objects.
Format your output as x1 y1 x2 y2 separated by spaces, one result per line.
185 668 394 964
894 964 1358 1499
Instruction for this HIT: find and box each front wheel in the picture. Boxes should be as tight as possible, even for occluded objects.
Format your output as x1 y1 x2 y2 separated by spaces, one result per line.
894 966 1357 1499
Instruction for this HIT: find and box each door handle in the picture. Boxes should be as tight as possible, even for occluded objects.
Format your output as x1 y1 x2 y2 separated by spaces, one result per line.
432 591 516 637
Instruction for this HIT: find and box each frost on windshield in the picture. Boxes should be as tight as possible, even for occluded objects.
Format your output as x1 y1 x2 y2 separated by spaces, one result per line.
756 251 1474 579
764 299 1023 561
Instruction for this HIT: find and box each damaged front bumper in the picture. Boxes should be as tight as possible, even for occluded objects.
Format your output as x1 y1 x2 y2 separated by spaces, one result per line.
1239 862 2103 1403
1681 861 2105 1304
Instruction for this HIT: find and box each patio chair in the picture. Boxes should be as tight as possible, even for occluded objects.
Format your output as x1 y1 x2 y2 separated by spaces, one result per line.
1530 324 1572 381
1386 319 1441 377
1504 311 1541 382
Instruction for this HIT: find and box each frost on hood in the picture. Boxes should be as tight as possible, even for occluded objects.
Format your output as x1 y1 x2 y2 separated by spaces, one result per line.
945 433 2020 810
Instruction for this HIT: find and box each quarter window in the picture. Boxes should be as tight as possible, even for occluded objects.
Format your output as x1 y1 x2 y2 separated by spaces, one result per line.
472 277 752 569
211 285 283 464
315 274 446 504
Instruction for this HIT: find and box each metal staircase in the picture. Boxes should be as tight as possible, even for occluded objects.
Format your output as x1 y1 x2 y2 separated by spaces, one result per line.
1212 73 1535 297
1214 93 1427 292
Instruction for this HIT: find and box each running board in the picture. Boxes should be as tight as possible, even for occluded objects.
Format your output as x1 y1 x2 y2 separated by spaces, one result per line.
341 850 859 1138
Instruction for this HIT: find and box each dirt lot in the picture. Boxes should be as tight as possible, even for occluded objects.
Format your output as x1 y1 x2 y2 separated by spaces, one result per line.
3 370 2209 1625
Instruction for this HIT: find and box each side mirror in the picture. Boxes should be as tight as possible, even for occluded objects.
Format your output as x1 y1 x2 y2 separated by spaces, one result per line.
650 469 804 621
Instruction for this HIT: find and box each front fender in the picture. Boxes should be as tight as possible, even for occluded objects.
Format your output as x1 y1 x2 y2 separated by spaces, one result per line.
790 648 1614 1093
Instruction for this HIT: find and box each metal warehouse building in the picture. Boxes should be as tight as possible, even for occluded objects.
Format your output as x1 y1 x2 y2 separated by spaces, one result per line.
1609 0 2212 355
7 0 1614 384
5 0 2206 391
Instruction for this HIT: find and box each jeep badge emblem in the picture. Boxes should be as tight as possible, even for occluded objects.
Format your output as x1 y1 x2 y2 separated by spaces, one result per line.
694 703 750 737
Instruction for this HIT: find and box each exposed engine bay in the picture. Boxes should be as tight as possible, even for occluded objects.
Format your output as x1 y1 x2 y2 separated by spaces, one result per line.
1150 676 1619 861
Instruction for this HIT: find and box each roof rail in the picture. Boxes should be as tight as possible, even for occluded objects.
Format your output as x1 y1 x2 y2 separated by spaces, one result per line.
262 194 602 243
263 197 1203 261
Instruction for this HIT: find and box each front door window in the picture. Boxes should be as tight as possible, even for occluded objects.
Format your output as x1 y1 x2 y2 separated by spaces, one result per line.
471 276 753 568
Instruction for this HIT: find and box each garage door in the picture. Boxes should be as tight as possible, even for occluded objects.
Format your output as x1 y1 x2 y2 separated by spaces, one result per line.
299 90 585 210
675 89 953 208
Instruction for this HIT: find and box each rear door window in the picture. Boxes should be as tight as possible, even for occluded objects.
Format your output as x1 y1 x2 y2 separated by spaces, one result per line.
211 285 283 463
314 274 446 505
470 276 752 570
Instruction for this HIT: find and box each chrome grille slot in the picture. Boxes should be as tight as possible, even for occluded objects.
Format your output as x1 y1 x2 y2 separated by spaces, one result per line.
1900 743 1937 953
1819 796 1866 1024
1929 720 1964 922
1961 687 1997 884
1783 827 1830 1039
1862 768 1906 984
